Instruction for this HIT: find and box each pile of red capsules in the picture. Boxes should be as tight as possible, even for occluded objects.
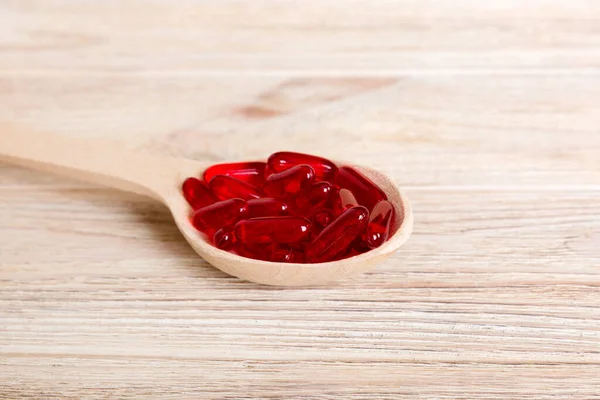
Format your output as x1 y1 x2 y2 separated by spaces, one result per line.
182 152 397 263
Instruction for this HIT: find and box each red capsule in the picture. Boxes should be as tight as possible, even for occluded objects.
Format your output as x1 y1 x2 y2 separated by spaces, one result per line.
268 151 337 181
288 248 305 263
293 181 334 212
332 188 358 216
213 226 236 250
236 243 300 263
235 243 271 261
271 245 295 263
182 177 216 210
312 210 334 231
365 200 395 249
335 166 387 210
353 235 371 253
330 246 363 262
247 198 289 218
192 198 248 232
345 248 362 258
305 206 369 263
203 161 267 187
234 217 312 245
263 164 315 198
264 164 276 180
209 175 263 201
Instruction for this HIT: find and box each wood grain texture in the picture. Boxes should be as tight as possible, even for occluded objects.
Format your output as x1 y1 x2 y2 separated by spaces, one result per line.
1 168 599 398
1 0 600 72
1 0 600 398
1 75 599 187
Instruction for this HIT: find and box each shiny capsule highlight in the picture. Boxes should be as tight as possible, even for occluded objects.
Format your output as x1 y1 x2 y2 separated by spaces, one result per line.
293 181 334 212
246 198 289 218
268 151 337 182
209 175 263 201
365 200 395 249
203 161 267 187
264 164 315 198
305 206 369 263
182 177 216 210
191 198 248 232
234 217 312 245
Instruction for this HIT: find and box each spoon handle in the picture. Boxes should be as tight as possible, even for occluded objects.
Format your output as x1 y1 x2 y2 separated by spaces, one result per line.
0 125 199 200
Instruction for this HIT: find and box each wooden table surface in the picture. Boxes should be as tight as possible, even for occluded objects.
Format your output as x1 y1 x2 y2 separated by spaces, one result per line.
1 1 600 398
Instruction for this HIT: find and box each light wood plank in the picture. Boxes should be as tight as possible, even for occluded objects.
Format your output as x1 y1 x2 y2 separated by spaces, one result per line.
1 167 599 279
2 1 600 398
2 362 599 399
1 0 600 72
0 75 598 186
1 168 599 398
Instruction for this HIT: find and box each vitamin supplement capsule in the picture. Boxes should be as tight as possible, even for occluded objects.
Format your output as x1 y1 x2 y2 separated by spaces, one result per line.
288 248 305 263
332 188 359 216
275 246 305 263
192 198 248 232
268 245 304 263
247 198 289 218
268 151 338 181
236 243 299 263
213 226 236 250
365 200 395 249
271 245 295 263
329 246 362 262
305 206 369 263
335 166 387 211
235 243 269 261
263 164 315 198
203 161 267 187
209 175 263 201
312 210 334 231
263 164 275 180
344 248 362 258
182 177 216 210
293 181 334 212
353 234 371 253
234 217 312 244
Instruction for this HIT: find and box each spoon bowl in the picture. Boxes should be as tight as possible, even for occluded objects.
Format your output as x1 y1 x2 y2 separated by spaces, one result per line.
0 127 412 286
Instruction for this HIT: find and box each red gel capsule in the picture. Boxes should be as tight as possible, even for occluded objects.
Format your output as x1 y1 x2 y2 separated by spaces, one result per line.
345 248 362 258
305 206 369 263
271 245 295 263
332 188 358 216
237 243 299 263
288 248 305 263
203 161 267 187
191 198 248 232
365 200 395 249
264 164 276 180
268 151 338 182
209 175 263 201
273 246 305 263
235 243 270 261
293 181 334 212
353 235 371 253
263 164 315 198
331 247 362 262
247 198 289 218
234 217 312 245
213 226 236 250
335 166 387 211
312 210 334 231
182 177 216 210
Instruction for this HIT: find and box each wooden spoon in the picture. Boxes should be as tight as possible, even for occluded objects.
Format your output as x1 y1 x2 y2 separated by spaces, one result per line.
0 128 413 286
